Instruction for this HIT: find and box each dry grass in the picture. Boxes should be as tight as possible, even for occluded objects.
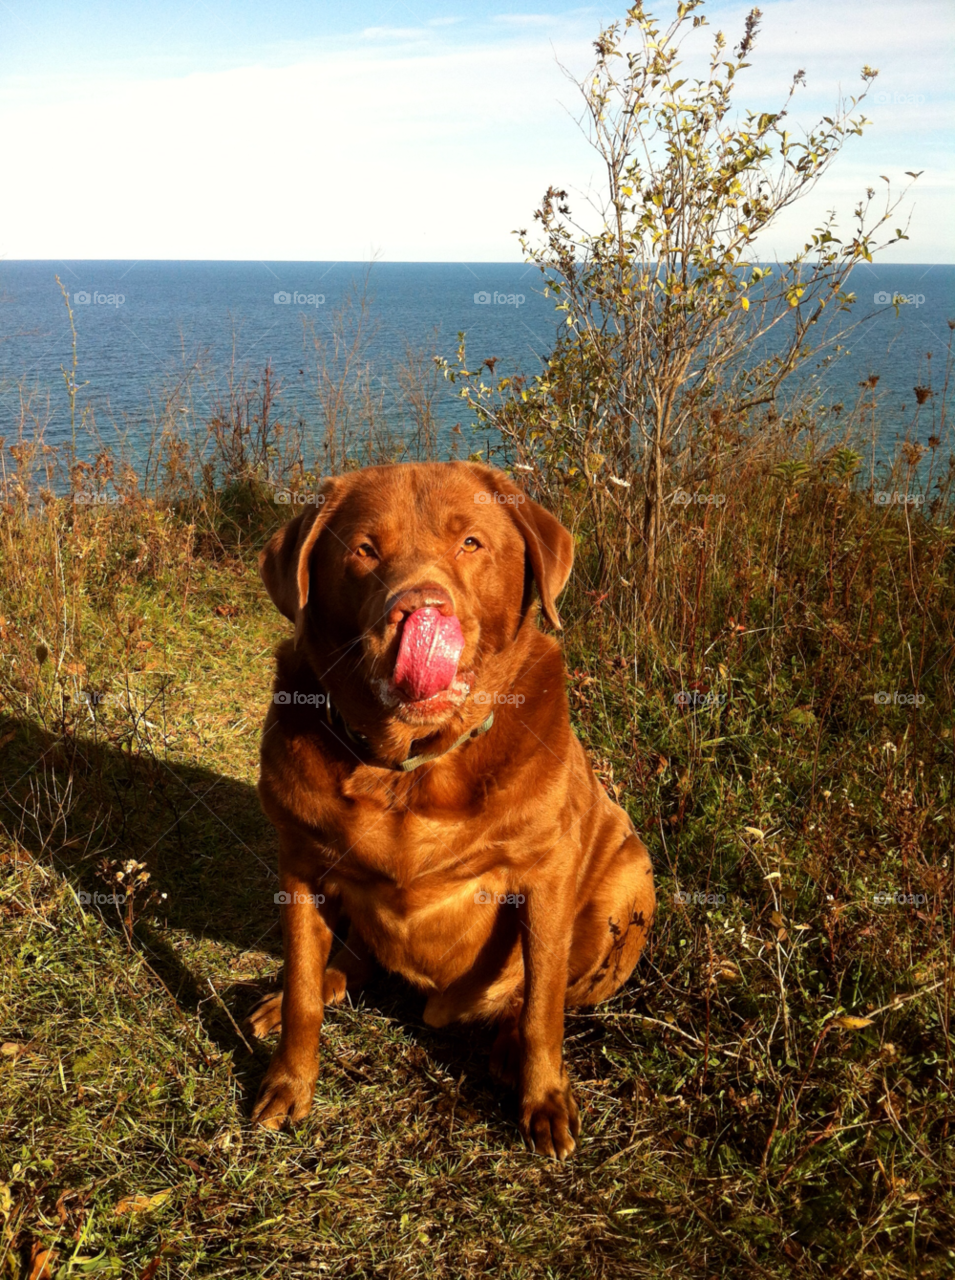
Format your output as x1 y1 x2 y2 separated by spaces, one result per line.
0 352 953 1278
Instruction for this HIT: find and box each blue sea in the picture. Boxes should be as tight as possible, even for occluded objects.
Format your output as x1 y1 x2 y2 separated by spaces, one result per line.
0 260 952 467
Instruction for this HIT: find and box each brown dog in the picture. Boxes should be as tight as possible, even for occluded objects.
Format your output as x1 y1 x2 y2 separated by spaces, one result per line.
246 462 654 1159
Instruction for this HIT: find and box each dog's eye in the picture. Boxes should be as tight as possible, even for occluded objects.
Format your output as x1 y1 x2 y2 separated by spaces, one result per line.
354 543 377 559
461 536 481 552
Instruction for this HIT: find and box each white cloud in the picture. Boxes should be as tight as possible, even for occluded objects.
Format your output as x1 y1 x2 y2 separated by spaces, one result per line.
360 27 432 41
0 38 596 260
0 0 949 261
491 13 565 24
680 0 953 118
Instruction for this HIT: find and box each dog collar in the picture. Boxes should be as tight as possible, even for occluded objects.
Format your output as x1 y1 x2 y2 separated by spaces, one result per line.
324 692 494 772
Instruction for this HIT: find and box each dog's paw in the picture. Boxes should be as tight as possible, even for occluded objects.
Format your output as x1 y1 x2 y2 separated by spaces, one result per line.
322 967 348 1005
245 972 350 1031
519 1082 580 1161
251 1055 318 1130
243 990 283 1040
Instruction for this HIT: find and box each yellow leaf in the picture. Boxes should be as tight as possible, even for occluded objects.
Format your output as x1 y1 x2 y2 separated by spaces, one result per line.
831 1016 874 1030
740 297 749 310
744 825 764 840
27 1247 58 1280
115 1190 172 1216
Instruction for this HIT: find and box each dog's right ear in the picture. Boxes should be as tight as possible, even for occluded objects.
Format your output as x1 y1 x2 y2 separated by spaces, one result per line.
465 464 574 630
259 479 341 644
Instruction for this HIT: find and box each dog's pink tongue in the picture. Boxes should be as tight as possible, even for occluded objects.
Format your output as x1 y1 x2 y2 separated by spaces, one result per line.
393 607 464 702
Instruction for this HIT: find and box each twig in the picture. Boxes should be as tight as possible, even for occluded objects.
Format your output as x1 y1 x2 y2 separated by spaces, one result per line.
207 978 255 1054
866 981 943 1019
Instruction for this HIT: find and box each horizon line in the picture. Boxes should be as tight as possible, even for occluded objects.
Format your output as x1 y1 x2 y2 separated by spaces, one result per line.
2 258 952 267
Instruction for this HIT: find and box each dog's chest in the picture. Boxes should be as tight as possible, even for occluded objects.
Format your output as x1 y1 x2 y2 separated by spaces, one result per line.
322 808 509 979
328 801 485 888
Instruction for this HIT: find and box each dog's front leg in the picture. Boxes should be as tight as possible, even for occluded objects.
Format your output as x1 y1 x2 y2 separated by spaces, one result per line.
517 882 580 1160
252 854 335 1129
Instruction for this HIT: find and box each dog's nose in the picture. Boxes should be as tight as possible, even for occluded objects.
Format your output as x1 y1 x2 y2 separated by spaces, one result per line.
386 583 455 626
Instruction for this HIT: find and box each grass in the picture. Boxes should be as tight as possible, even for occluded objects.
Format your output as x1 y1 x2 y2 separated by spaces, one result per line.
0 369 953 1277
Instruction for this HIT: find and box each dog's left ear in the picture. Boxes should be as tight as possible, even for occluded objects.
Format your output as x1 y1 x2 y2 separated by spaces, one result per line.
467 465 574 629
259 479 342 644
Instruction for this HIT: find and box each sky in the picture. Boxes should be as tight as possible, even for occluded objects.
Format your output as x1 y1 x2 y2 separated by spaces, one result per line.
0 0 951 262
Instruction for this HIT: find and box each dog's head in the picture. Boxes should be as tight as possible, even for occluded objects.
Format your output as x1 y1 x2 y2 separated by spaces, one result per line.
259 462 573 732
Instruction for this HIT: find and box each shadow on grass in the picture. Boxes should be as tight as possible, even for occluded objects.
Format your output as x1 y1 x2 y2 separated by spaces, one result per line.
0 711 280 949
0 712 513 1126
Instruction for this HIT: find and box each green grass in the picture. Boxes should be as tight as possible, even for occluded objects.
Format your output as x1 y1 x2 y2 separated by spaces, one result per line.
1 454 953 1277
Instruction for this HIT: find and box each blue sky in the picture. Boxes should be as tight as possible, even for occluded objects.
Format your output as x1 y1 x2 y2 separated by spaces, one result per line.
1 1 951 260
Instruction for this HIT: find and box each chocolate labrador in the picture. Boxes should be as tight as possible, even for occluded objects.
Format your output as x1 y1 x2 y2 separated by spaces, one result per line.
245 461 654 1159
